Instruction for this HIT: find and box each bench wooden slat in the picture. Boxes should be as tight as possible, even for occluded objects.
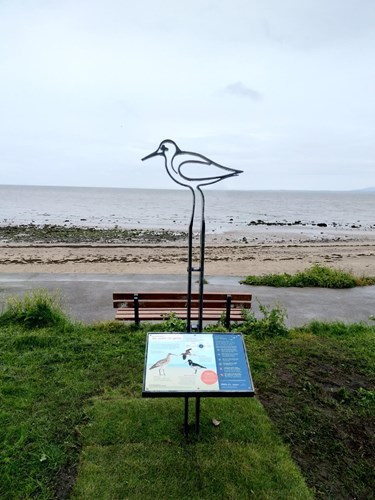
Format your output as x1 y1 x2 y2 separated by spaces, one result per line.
113 292 251 302
115 307 245 315
113 299 251 309
115 308 245 319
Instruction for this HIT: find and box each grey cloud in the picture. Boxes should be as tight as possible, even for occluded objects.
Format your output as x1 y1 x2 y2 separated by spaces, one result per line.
224 82 262 101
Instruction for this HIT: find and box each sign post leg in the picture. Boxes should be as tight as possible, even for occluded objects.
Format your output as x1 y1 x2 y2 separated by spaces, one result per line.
195 397 201 434
184 397 189 436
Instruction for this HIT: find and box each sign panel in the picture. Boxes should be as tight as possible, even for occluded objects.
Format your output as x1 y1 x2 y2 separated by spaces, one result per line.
142 332 254 397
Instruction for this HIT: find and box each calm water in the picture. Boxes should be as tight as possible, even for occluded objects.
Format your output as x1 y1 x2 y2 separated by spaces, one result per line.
1 185 374 233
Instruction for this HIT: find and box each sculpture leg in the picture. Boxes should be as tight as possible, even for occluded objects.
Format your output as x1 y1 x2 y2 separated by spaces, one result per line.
197 187 205 332
186 188 195 333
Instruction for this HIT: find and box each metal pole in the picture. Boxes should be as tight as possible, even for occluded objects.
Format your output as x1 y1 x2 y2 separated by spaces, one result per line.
186 188 195 333
195 396 201 434
194 187 206 434
197 187 205 333
184 397 189 436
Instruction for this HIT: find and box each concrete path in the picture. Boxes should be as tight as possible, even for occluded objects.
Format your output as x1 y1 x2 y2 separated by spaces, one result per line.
0 273 374 327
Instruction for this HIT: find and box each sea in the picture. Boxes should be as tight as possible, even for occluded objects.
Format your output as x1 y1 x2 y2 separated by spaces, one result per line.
1 185 374 234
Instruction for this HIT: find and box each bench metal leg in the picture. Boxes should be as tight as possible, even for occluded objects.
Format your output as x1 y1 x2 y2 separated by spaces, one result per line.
225 294 232 330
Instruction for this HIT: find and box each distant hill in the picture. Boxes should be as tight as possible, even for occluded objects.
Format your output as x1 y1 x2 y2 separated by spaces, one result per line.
354 187 375 192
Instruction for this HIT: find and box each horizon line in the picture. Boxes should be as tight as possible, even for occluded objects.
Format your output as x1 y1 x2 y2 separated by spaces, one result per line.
1 183 374 193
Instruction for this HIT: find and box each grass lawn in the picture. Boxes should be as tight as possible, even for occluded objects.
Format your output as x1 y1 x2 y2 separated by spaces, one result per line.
73 397 309 499
0 294 374 498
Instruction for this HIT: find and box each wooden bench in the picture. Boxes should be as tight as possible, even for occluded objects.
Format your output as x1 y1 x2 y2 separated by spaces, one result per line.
113 292 252 330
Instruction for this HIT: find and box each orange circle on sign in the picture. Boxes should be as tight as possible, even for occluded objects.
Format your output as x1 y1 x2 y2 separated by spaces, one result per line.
201 370 218 385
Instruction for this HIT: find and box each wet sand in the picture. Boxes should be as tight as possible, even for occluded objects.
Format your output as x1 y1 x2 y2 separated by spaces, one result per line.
1 228 374 277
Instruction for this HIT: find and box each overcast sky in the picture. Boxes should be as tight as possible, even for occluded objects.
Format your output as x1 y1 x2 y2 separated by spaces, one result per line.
0 0 374 190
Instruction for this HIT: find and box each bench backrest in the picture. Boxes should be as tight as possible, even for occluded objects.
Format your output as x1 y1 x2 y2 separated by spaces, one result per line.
113 292 252 309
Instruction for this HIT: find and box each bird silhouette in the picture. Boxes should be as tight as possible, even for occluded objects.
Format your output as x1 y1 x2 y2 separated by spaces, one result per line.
181 348 192 360
149 353 176 376
141 139 243 188
187 359 207 374
142 139 243 332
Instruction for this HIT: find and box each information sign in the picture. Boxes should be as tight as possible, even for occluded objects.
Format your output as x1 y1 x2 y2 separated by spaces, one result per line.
142 332 254 397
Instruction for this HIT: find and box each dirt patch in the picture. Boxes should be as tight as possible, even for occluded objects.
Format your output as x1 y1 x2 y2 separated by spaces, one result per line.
53 462 78 500
255 338 375 499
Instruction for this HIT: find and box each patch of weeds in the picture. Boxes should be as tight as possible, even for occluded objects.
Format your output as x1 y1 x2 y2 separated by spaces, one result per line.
235 302 289 339
0 289 70 329
195 278 209 285
203 323 228 333
148 312 187 332
241 264 375 288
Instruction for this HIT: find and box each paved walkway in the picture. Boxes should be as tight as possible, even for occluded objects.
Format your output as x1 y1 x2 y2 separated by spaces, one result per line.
0 273 374 327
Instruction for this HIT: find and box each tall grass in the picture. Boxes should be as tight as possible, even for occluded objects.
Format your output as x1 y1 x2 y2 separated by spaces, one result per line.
0 289 69 329
241 264 375 288
296 320 374 337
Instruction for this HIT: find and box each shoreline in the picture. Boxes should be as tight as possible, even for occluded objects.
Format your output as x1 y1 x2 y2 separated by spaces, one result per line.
1 224 374 276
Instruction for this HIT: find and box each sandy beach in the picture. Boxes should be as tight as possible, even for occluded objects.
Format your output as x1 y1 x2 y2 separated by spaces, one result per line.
1 227 374 277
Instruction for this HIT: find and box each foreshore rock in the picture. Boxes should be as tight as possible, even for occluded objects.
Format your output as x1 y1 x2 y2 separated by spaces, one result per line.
0 224 187 245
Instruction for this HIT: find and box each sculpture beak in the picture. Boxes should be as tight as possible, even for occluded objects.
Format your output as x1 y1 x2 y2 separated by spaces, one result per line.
141 149 161 161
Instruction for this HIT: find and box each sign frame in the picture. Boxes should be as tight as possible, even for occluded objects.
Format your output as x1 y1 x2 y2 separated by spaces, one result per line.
142 332 255 398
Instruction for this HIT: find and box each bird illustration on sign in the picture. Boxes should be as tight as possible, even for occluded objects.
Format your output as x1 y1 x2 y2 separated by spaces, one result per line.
187 359 207 374
181 347 192 360
149 353 176 376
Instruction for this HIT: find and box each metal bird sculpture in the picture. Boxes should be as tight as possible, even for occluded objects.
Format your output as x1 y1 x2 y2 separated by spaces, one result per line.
149 353 176 376
141 139 243 188
142 139 243 332
187 359 207 374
